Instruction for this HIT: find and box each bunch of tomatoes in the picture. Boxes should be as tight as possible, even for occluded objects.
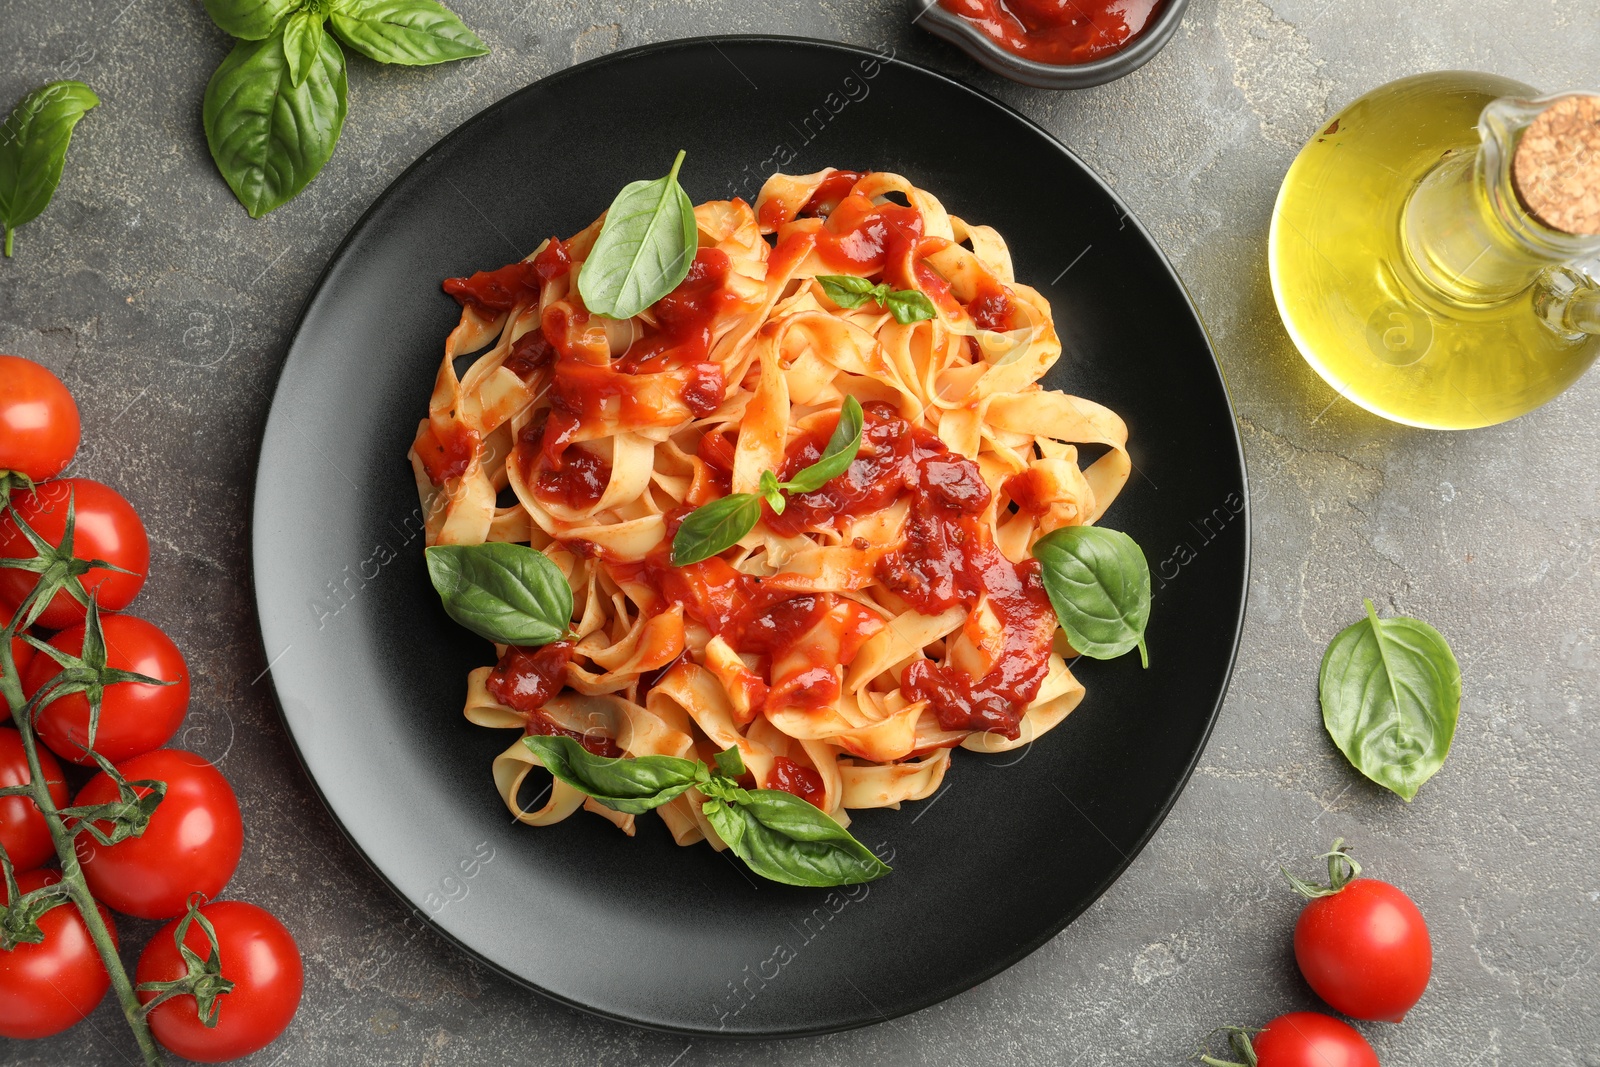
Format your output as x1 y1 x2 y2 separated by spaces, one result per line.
0 355 302 1063
1200 840 1434 1067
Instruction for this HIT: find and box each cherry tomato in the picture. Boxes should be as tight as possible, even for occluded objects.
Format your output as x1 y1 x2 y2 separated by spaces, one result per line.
0 478 150 631
0 868 117 1039
1243 1012 1380 1067
1295 876 1432 1022
137 901 303 1062
0 727 68 871
0 355 80 482
25 614 191 765
73 749 243 919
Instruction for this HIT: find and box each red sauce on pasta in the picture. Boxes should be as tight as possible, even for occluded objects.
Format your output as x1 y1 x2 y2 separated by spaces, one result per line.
768 756 827 808
764 404 1056 739
535 446 611 510
813 194 926 275
442 239 572 314
416 421 479 486
938 0 1167 66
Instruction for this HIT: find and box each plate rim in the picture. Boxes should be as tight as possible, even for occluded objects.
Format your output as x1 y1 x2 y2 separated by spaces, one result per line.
250 32 1251 1038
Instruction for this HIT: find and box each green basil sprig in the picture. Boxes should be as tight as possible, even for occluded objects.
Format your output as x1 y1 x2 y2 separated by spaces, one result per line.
577 150 698 320
1320 600 1460 801
817 274 937 325
527 738 890 888
425 542 572 646
1032 525 1152 667
0 81 99 259
524 735 705 814
201 0 486 217
671 396 865 565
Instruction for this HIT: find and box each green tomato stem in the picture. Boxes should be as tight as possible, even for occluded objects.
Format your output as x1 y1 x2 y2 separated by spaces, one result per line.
2 632 166 1066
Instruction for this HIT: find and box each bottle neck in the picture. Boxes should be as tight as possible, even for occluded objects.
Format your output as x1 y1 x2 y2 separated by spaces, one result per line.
1401 94 1600 306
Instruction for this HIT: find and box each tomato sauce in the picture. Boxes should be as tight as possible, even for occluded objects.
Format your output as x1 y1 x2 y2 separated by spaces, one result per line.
416 421 480 486
768 756 827 808
761 404 1057 739
812 193 925 277
757 169 865 230
534 445 611 510
938 0 1167 65
443 239 572 314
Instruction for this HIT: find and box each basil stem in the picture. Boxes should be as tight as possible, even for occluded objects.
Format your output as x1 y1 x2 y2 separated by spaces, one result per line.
577 150 699 320
670 493 761 566
1320 600 1461 801
1032 525 1152 666
425 543 573 646
0 81 99 259
525 735 706 815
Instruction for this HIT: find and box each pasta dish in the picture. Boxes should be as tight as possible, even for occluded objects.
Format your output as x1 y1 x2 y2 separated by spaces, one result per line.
410 167 1131 861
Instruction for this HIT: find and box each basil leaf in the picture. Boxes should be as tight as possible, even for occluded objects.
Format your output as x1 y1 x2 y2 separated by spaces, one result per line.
577 150 698 320
425 542 573 646
782 395 864 494
525 735 705 815
329 0 489 66
282 10 327 88
713 745 746 779
884 288 937 325
202 0 301 39
0 81 98 259
816 274 880 309
758 470 786 514
1320 600 1461 802
203 29 348 218
671 493 760 566
1033 525 1151 666
703 789 891 887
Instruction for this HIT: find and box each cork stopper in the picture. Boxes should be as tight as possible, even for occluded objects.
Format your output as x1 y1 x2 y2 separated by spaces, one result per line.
1513 94 1600 236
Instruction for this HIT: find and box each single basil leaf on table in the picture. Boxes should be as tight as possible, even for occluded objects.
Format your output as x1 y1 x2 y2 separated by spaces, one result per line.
202 0 302 39
702 788 891 888
281 9 328 87
671 493 761 566
781 395 864 494
577 149 698 320
815 274 881 309
425 542 573 646
203 29 348 218
884 288 937 324
0 81 99 259
1032 525 1152 666
524 735 706 815
1320 599 1461 802
329 0 489 65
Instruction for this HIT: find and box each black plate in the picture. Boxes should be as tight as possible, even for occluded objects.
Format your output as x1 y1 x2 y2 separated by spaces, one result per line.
253 36 1248 1037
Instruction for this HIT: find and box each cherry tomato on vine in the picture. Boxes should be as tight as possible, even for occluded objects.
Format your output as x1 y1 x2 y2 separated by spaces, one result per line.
1201 1012 1380 1067
0 478 150 631
0 868 118 1039
0 726 68 871
1287 840 1432 1022
4 633 32 684
0 354 81 482
73 749 243 919
25 614 191 765
137 900 304 1062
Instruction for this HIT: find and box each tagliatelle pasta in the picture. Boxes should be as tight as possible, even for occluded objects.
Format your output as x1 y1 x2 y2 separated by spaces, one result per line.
410 168 1130 849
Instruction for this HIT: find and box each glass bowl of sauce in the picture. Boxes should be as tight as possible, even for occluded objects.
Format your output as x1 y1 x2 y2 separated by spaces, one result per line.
914 0 1189 89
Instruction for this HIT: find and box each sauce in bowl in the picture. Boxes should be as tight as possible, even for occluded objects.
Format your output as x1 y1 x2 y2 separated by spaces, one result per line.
937 0 1167 65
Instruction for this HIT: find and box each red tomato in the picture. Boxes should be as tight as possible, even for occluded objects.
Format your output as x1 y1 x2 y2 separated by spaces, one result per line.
1295 876 1432 1022
1247 1012 1380 1067
26 614 191 765
0 355 81 482
73 749 243 919
0 868 117 1039
0 478 150 630
0 727 68 871
137 901 303 1062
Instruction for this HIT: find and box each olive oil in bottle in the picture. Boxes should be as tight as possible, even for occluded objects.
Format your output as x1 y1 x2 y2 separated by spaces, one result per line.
1270 72 1600 429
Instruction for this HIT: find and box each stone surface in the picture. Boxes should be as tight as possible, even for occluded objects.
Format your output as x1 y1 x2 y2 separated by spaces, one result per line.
3 1 1597 1064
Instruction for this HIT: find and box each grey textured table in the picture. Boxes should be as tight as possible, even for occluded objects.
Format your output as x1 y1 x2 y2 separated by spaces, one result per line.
3 1 1597 1064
